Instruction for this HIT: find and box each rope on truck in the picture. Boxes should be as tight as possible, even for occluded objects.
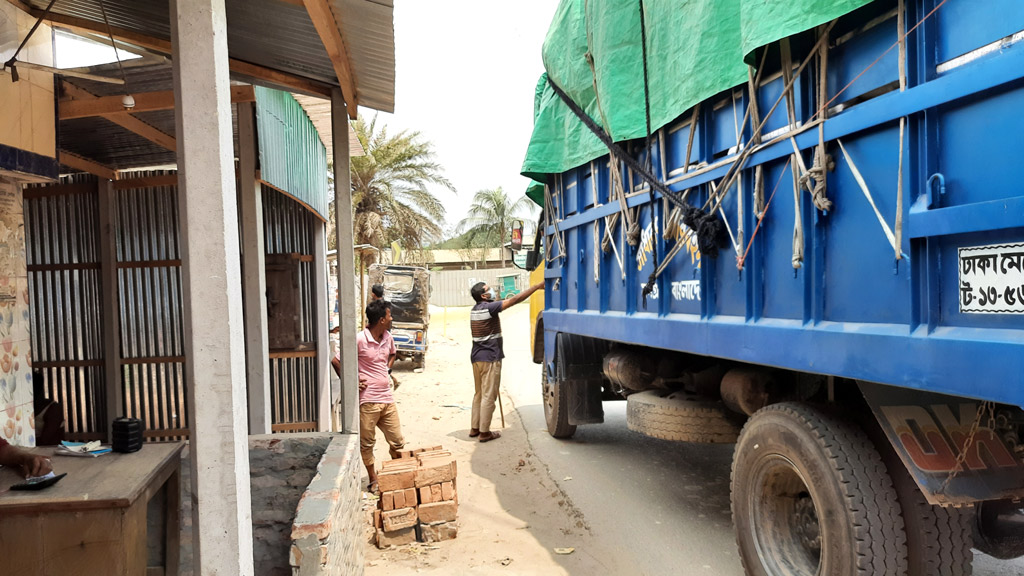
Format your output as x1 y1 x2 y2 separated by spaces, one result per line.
895 0 907 263
548 0 952 283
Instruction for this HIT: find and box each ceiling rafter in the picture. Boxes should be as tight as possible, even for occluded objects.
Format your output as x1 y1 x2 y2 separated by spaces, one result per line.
59 85 255 119
61 82 176 151
4 0 334 98
301 0 358 117
59 150 118 180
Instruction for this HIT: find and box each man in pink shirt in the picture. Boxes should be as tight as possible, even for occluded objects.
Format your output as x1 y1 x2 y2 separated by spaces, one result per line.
332 299 405 492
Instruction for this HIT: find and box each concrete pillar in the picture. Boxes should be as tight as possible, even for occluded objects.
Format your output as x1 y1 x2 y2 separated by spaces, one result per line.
313 224 332 431
237 100 272 435
170 0 254 574
332 88 358 434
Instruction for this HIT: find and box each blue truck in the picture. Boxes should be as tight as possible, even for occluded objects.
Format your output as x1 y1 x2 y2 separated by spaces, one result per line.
521 1 1024 574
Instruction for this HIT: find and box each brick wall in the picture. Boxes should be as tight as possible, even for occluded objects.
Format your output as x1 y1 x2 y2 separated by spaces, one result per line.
174 433 363 576
290 434 364 576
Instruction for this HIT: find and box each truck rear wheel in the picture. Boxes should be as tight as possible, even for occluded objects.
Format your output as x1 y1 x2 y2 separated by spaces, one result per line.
543 370 576 438
625 390 740 443
731 403 907 576
872 427 974 575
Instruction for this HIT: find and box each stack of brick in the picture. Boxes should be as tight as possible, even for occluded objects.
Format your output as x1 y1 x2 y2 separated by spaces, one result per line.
372 446 459 548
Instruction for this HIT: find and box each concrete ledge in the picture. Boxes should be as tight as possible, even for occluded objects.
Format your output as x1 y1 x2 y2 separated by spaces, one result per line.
290 433 364 576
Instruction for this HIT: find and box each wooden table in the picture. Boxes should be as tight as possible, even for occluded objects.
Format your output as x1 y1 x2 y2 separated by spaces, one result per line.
0 442 184 576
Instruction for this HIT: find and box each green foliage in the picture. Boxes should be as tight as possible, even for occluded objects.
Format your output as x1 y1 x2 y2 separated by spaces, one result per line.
456 187 537 267
329 115 454 264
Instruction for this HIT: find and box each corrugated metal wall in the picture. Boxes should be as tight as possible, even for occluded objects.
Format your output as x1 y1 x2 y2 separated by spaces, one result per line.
24 174 323 439
115 171 187 439
429 267 529 307
24 176 107 440
254 86 329 220
263 185 319 432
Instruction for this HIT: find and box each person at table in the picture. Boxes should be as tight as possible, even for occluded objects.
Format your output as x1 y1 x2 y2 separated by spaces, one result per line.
33 370 65 446
0 437 52 478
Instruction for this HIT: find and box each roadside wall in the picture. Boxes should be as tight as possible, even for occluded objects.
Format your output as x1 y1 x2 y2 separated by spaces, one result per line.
429 267 529 307
176 433 363 576
290 433 365 575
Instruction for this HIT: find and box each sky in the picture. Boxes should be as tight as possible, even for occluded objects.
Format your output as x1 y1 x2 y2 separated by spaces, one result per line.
373 0 558 236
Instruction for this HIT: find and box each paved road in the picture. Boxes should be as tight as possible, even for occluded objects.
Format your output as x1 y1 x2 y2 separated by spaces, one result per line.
501 350 1024 575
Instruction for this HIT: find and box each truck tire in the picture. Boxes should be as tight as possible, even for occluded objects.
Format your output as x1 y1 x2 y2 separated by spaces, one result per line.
543 370 576 438
625 390 740 443
731 403 907 576
414 354 426 371
873 428 973 575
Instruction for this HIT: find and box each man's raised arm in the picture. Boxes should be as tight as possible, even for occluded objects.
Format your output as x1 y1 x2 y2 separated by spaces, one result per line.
500 281 544 311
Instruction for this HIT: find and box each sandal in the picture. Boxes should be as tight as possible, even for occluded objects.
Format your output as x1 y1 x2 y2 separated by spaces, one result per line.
367 480 379 494
469 428 480 438
478 431 501 443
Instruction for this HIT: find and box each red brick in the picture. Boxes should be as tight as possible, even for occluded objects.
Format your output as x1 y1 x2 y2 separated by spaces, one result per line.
417 521 458 543
382 507 418 531
419 485 434 504
441 481 455 501
417 501 457 524
381 459 417 470
415 460 455 488
380 491 395 511
376 526 416 548
378 469 416 492
394 489 407 508
404 487 417 506
374 509 382 529
431 484 442 501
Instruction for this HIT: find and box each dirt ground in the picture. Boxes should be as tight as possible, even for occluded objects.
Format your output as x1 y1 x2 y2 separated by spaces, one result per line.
362 304 611 575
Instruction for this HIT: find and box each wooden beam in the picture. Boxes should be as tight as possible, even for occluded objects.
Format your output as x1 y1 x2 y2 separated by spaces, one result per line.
59 86 255 119
61 82 177 150
59 150 117 180
5 1 333 98
106 114 177 150
302 0 358 118
227 60 330 98
113 174 178 189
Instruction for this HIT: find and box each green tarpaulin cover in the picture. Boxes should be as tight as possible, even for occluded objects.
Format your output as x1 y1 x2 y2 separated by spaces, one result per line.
521 0 874 183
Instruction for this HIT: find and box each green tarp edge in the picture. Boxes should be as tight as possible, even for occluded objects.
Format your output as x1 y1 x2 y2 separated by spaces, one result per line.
526 180 545 207
522 0 874 181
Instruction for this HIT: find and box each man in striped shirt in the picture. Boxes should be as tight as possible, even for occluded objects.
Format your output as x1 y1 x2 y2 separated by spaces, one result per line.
469 280 544 442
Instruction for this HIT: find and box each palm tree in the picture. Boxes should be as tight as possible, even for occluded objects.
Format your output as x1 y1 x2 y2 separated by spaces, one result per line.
456 187 537 268
330 115 454 265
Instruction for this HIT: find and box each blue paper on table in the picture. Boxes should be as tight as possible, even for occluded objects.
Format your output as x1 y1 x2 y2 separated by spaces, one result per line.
55 440 112 457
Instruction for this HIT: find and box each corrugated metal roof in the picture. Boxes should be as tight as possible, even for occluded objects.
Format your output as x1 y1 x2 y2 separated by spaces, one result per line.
59 117 177 168
334 0 395 113
292 94 365 159
27 0 395 113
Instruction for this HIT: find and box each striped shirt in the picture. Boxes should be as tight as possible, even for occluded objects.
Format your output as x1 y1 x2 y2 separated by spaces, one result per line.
470 301 504 362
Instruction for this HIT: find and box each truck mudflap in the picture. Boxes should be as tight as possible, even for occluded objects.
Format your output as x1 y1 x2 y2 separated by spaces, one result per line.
860 381 1024 506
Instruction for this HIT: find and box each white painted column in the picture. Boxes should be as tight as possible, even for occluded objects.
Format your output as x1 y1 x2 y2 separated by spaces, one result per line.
332 88 359 434
170 0 254 574
313 224 332 431
237 100 272 435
